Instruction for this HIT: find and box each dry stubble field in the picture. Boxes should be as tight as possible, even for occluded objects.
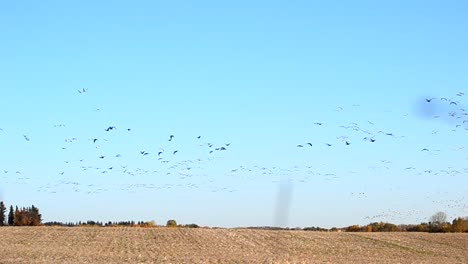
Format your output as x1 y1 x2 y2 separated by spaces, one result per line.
0 226 467 263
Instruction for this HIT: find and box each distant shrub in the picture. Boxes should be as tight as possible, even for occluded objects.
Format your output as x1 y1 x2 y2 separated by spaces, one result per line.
166 219 177 227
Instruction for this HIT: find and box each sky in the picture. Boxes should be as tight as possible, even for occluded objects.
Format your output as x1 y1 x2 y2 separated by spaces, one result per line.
0 0 467 228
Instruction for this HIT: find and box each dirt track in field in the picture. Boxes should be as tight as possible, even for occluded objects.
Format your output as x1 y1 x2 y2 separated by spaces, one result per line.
0 227 467 263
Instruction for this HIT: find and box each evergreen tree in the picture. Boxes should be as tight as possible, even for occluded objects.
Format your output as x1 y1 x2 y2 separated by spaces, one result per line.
8 205 14 225
0 201 6 226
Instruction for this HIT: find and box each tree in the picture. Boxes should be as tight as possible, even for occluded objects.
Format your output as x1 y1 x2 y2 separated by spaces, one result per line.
0 201 6 226
452 217 467 233
429 212 449 232
430 211 447 224
8 205 14 225
166 219 177 227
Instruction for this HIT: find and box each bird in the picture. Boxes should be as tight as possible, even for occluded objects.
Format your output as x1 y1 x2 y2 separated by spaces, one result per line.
99 155 105 159
325 143 332 147
105 126 115 131
158 151 163 156
197 136 201 139
345 141 350 145
168 135 174 141
307 143 313 147
425 98 435 102
421 148 429 151
297 145 304 148
23 135 30 141
314 122 323 126
225 143 231 146
173 150 178 155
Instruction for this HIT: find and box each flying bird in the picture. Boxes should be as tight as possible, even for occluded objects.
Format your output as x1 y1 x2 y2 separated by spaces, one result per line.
314 122 323 126
168 135 174 141
173 150 178 155
23 134 30 141
297 145 304 148
425 98 435 102
307 143 313 146
105 126 116 131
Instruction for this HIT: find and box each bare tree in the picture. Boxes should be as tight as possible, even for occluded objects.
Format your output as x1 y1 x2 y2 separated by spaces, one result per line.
430 211 447 224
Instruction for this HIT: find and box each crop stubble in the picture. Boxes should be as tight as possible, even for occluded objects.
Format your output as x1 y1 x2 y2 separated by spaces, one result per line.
0 227 467 263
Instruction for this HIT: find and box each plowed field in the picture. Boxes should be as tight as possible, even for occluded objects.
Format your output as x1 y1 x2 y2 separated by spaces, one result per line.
0 227 466 263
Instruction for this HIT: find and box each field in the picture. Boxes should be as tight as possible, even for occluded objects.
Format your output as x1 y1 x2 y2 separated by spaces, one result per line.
0 227 467 263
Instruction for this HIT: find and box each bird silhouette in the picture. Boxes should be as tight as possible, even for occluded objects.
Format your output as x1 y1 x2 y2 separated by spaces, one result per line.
168 135 174 141
307 143 313 146
173 150 178 155
23 135 30 141
297 145 304 148
105 126 116 131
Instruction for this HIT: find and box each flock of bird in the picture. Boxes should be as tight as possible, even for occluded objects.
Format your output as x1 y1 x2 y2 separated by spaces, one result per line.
1 89 467 224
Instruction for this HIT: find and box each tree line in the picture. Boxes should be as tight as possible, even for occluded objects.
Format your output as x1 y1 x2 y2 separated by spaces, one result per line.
0 201 42 226
1 202 466 232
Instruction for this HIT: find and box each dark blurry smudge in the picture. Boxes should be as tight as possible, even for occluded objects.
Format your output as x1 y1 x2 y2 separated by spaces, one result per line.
274 180 293 228
414 96 467 128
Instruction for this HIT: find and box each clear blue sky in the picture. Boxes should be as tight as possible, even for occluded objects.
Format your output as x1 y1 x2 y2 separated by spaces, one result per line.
1 0 467 228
